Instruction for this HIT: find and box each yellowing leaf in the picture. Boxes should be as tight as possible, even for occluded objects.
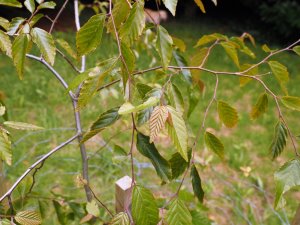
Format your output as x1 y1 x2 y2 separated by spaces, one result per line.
0 17 9 30
0 130 12 165
7 17 25 36
0 0 22 8
195 33 227 47
56 39 77 60
268 61 289 93
24 0 35 13
217 101 238 128
86 200 100 217
281 96 300 111
107 0 130 34
15 210 42 225
4 121 44 130
172 36 186 52
239 64 258 87
194 0 206 13
149 106 168 143
204 131 224 159
167 106 188 161
250 93 268 119
12 34 29 79
220 41 240 68
162 0 178 16
110 212 130 225
0 30 12 57
156 25 173 70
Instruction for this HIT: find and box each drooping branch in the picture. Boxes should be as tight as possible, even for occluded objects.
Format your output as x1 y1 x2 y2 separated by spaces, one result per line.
0 134 79 203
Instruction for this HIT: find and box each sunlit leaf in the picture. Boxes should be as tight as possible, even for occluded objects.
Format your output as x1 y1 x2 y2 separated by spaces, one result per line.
156 25 173 70
0 129 11 165
239 64 258 87
76 14 106 56
0 30 12 57
166 198 192 225
269 122 287 160
107 0 130 34
217 101 238 128
24 0 35 13
118 97 159 115
132 185 159 225
194 0 206 13
173 50 192 84
7 17 25 36
195 33 227 47
15 210 42 225
274 159 300 208
268 61 289 93
149 106 168 143
293 46 300 56
4 121 44 130
250 93 268 119
167 106 188 161
29 14 43 28
204 131 224 159
0 0 22 8
168 84 184 116
137 132 171 182
12 34 28 79
0 17 9 30
281 96 300 111
191 165 204 203
32 28 56 65
109 212 130 225
162 0 178 16
172 36 186 52
86 200 100 217
220 41 240 68
36 1 56 10
56 39 77 60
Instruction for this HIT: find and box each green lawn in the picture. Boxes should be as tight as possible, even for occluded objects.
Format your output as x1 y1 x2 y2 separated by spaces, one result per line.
1 21 300 224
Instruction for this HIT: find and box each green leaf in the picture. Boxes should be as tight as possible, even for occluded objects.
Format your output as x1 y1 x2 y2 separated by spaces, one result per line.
0 130 12 165
32 28 56 65
250 93 268 119
191 210 212 225
194 0 206 13
107 0 130 33
15 210 42 225
204 131 224 159
262 44 271 53
118 97 159 115
76 14 106 56
281 96 300 111
169 84 184 116
268 61 289 93
293 46 300 56
86 200 100 217
190 47 209 77
121 43 135 89
0 0 22 8
136 83 153 99
167 106 188 161
195 33 227 47
36 1 56 10
0 219 10 225
0 17 10 30
4 121 44 130
7 17 25 36
82 107 120 142
24 0 35 13
132 185 159 225
274 159 300 208
12 34 28 79
53 201 68 225
269 122 287 160
137 132 171 182
173 50 192 84
166 198 192 225
0 30 12 57
162 0 178 16
239 63 258 87
217 101 238 128
29 13 43 27
191 165 204 203
109 212 130 225
119 1 145 46
220 41 240 68
156 25 173 70
56 39 77 60
172 36 186 52
169 152 188 179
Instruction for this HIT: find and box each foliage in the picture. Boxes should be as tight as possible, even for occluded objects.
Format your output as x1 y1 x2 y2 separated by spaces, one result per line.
0 0 300 224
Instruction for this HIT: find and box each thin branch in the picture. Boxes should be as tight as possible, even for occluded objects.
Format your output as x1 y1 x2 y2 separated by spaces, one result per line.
28 161 45 193
0 134 79 203
56 49 80 73
49 0 70 34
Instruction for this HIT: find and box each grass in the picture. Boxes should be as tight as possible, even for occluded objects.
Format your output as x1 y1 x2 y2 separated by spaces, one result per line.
1 20 300 224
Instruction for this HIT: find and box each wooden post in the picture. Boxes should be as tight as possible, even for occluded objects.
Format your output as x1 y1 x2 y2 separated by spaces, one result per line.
115 176 133 213
292 204 300 225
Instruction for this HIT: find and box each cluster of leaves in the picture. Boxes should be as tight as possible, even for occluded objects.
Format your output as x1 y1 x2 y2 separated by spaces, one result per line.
1 0 300 224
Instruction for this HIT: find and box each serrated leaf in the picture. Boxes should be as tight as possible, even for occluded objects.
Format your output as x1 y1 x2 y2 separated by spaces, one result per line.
132 186 159 225
167 106 188 161
36 1 56 10
250 93 268 119
173 50 192 84
86 200 100 217
191 165 204 203
220 41 240 68
7 17 25 36
0 30 12 57
239 63 258 87
191 210 212 225
204 132 224 159
0 17 9 30
274 159 300 208
195 33 227 47
119 1 145 46
137 132 171 182
4 121 44 130
109 212 130 225
0 0 22 7
0 130 11 165
269 122 287 160
166 198 192 225
268 61 289 93
32 28 56 65
169 84 184 116
24 0 35 13
281 96 300 111
12 34 28 79
107 0 130 34
162 0 178 16
169 152 188 179
156 25 173 70
118 97 159 115
217 101 238 128
15 210 41 225
194 0 206 13
76 14 105 56
293 46 300 56
56 39 77 60
149 106 168 142
82 107 120 142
